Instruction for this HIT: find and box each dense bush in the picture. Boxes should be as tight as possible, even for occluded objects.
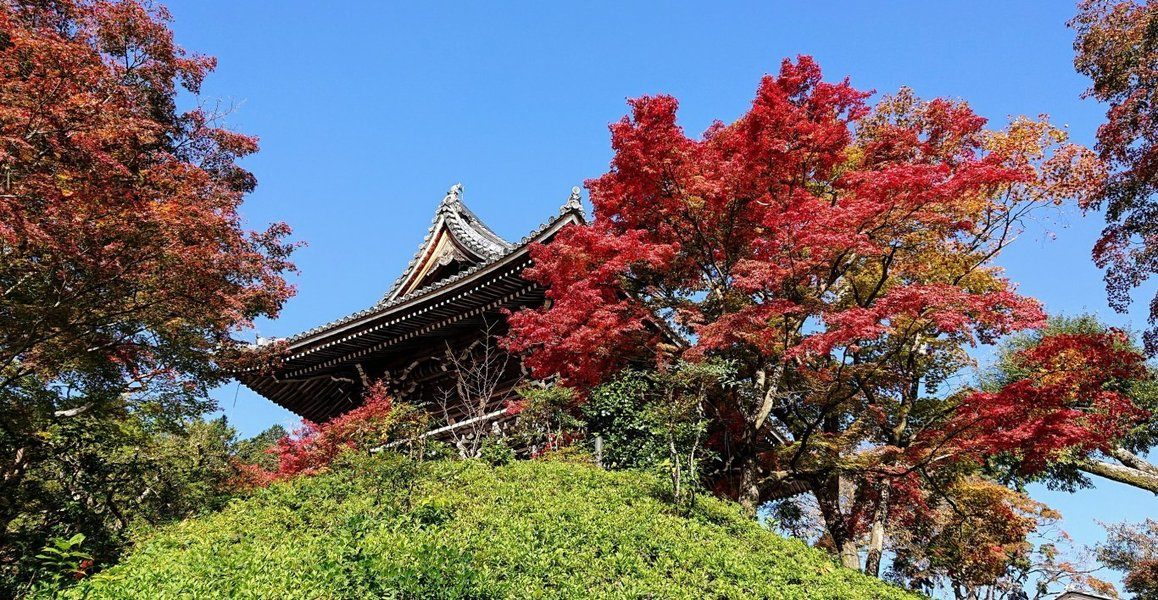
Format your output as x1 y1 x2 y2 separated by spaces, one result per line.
55 454 918 599
581 372 669 470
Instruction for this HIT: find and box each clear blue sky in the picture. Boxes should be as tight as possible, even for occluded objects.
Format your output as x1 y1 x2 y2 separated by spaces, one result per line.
164 0 1154 586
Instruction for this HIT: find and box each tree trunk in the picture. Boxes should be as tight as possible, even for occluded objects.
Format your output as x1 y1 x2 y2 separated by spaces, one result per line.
738 452 761 518
837 537 860 571
737 364 785 518
814 473 860 570
864 485 890 577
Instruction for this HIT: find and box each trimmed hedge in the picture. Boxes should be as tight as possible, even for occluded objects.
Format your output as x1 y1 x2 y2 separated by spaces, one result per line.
57 454 918 599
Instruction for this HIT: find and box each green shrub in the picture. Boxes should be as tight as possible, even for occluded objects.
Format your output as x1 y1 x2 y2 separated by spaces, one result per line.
478 437 515 466
582 373 666 469
56 454 919 599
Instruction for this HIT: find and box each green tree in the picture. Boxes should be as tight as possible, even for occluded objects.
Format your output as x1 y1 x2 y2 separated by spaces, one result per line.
234 424 288 473
581 361 736 509
3 409 250 593
582 373 666 471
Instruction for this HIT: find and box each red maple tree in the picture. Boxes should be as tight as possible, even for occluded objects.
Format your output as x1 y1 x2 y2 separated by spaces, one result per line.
504 56 1142 572
0 0 297 537
950 329 1148 472
0 0 297 400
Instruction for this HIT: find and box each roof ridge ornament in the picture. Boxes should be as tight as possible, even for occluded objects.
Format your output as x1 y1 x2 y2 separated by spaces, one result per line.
561 185 583 214
439 183 464 212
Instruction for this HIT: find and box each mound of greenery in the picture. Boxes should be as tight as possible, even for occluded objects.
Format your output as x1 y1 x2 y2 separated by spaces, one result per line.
56 453 917 599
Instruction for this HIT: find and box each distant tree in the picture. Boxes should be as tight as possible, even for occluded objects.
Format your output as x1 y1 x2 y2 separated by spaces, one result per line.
504 56 1137 572
1070 0 1158 353
1097 519 1158 599
233 423 288 474
887 478 1115 600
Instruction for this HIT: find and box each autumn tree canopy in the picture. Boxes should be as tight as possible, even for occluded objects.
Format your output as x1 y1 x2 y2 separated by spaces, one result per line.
983 315 1158 495
1071 0 1158 351
0 0 296 578
505 56 1146 575
0 0 297 408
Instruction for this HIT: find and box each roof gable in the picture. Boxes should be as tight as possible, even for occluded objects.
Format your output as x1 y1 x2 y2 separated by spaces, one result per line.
382 184 514 303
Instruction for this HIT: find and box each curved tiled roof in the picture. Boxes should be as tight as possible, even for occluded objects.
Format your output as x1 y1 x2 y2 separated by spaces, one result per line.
236 185 586 423
281 186 585 348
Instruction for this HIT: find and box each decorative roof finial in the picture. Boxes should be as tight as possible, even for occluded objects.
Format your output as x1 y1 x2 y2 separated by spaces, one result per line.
441 183 464 207
562 185 583 214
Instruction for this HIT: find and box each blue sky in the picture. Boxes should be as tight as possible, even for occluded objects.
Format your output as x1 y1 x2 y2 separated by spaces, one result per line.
164 0 1154 587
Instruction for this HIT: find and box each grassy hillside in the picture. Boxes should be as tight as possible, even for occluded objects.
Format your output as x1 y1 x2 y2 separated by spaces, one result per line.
57 453 918 599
